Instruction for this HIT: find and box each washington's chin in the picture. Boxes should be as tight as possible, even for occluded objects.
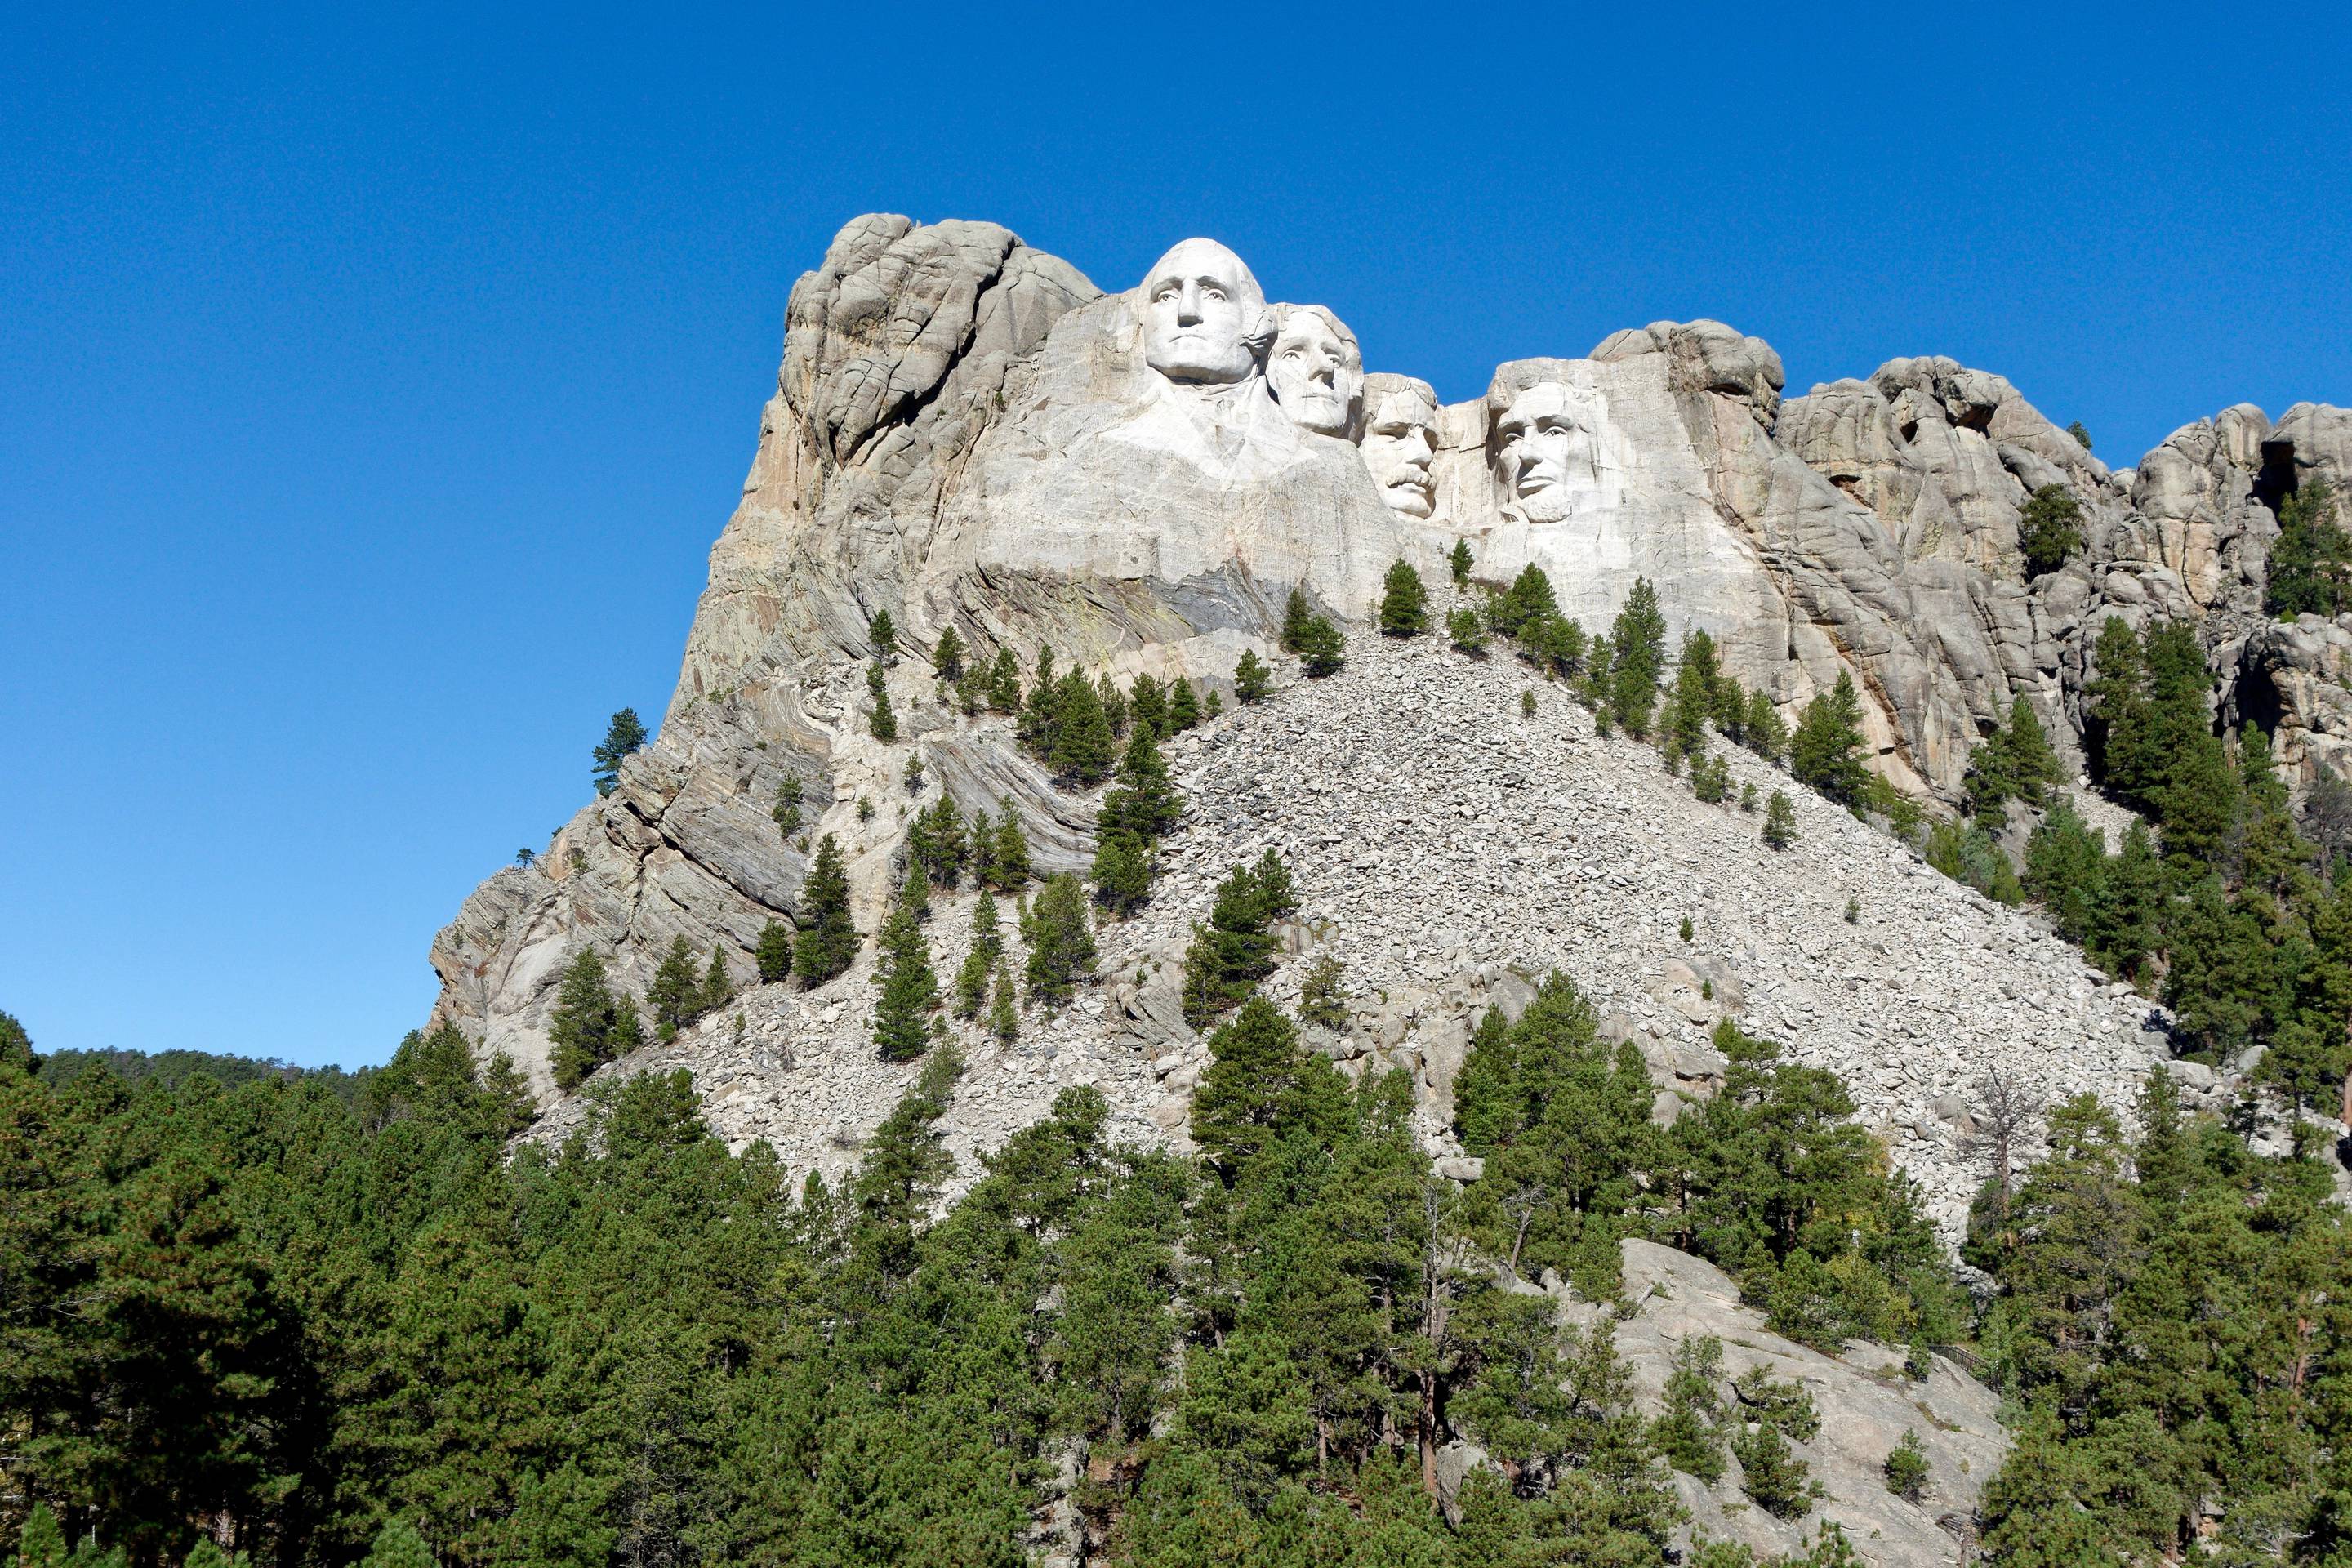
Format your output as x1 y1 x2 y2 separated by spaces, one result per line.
1152 356 1251 384
1289 409 1351 436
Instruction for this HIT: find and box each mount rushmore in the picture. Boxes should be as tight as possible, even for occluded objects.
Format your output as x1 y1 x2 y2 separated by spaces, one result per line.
427 212 2352 1104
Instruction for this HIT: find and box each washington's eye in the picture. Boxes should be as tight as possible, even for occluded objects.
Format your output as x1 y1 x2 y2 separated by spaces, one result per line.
1203 287 1225 301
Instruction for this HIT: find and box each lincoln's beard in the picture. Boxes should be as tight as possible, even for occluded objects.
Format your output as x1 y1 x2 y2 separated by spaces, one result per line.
1514 478 1571 523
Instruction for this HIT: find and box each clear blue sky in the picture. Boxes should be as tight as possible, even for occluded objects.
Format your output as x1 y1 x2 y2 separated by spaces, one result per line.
5 3 2347 1069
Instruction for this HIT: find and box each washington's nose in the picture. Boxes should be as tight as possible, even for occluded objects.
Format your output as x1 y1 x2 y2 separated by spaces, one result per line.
1176 281 1203 324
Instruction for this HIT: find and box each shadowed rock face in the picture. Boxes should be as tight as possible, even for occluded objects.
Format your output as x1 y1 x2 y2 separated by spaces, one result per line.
427 212 2350 1098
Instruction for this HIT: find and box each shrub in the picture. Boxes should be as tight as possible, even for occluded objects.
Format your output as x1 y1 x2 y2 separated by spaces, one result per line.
1297 953 1348 1030
1883 1428 1930 1503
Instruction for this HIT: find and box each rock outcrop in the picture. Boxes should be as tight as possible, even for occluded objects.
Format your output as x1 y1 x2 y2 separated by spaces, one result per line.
428 211 2350 1115
1608 1241 2007 1567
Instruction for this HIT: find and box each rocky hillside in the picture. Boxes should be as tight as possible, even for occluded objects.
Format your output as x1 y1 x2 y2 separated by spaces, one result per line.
427 210 2349 1136
527 625 2176 1241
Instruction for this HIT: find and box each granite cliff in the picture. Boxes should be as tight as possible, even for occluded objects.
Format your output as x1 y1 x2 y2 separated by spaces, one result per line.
427 212 2349 1113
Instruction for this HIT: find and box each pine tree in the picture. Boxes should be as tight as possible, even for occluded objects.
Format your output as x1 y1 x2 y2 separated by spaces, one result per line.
1096 671 1128 737
1297 952 1348 1029
361 1521 437 1568
1653 1335 1727 1482
908 795 969 887
989 804 1031 891
2017 484 2084 577
872 893 939 1062
771 775 804 838
1883 1428 1930 1502
1280 589 1313 653
986 646 1022 711
1127 672 1167 737
1606 578 1667 734
870 608 898 662
549 947 623 1090
1790 670 1870 806
1732 1414 1818 1518
0 1009 31 1072
700 944 734 1012
955 891 1000 1018
793 834 859 985
868 666 898 742
1448 604 1486 653
1202 688 1223 719
1018 644 1059 751
2085 615 2149 793
1763 790 1798 849
896 857 929 923
2265 479 2347 617
1190 994 1349 1177
1486 564 1559 639
1167 678 1200 732
1023 874 1098 1005
648 936 706 1040
593 708 649 796
1180 853 1296 1026
1297 615 1345 677
931 624 965 680
1449 537 1474 587
1967 695 2064 824
1668 629 1720 760
1379 559 1428 636
1048 668 1116 783
1744 688 1787 760
1522 612 1586 675
1102 728 1181 840
2087 821 2163 980
755 920 794 984
987 958 1020 1040
1233 651 1270 703
1091 827 1152 915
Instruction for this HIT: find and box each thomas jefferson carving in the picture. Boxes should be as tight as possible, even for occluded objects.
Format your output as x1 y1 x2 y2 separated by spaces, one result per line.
1264 304 1363 437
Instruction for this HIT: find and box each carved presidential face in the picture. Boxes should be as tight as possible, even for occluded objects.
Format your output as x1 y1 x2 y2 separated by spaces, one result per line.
1266 305 1363 437
1140 238 1265 385
1494 381 1600 523
1359 377 1438 518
